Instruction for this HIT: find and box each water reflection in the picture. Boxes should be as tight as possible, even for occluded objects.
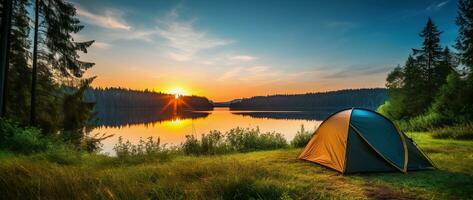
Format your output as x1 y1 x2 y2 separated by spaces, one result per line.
92 107 327 154
93 108 210 128
231 111 332 121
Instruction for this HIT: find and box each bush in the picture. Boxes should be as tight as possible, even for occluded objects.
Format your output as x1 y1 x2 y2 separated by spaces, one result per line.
0 119 48 154
40 145 82 165
395 112 446 131
226 127 287 152
291 125 313 147
431 123 473 140
113 136 172 163
182 127 288 155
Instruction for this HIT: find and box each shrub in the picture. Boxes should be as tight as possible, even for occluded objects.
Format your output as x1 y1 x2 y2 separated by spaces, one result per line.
226 127 287 152
0 119 48 154
291 125 313 147
40 145 82 165
182 127 288 155
200 130 230 154
113 136 171 162
431 123 473 140
394 112 446 131
182 135 202 155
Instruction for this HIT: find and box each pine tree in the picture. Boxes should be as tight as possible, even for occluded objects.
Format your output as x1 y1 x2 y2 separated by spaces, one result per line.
29 0 95 132
40 0 95 78
5 0 31 124
453 0 473 120
434 47 456 87
403 55 429 117
413 18 443 100
456 0 473 70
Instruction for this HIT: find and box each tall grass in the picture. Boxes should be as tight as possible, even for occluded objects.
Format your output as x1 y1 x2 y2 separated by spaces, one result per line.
394 112 446 131
431 123 473 140
291 125 313 147
113 136 173 164
182 127 288 155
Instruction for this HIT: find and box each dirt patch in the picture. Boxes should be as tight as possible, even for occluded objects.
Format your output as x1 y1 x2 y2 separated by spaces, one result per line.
363 183 419 200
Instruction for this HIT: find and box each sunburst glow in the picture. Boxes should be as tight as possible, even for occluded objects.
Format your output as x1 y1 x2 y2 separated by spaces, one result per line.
167 87 188 98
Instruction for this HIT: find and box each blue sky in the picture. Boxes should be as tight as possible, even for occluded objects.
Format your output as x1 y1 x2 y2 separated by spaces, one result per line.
73 0 458 101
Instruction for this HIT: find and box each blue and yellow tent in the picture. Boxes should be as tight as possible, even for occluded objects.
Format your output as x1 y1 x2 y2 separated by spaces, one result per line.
299 108 435 173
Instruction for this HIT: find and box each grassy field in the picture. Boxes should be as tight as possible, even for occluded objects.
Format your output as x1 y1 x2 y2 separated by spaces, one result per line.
1 133 472 200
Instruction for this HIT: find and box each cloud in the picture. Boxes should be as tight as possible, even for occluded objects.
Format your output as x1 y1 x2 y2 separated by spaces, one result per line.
155 14 233 61
246 66 269 73
324 64 391 79
218 67 243 81
426 1 449 10
92 41 111 49
76 6 131 30
217 65 317 85
229 55 257 62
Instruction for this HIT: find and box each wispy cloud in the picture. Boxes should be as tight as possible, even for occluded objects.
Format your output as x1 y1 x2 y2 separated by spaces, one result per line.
92 41 111 49
218 67 243 81
217 65 317 84
426 1 449 10
76 6 131 30
154 10 233 61
229 55 257 62
324 64 391 79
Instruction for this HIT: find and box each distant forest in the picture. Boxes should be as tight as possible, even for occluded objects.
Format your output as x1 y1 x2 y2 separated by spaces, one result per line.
229 88 387 111
85 88 213 111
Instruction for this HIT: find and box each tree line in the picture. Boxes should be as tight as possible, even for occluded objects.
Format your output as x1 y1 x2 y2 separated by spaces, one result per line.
229 88 388 111
379 0 473 130
87 87 214 112
0 0 95 135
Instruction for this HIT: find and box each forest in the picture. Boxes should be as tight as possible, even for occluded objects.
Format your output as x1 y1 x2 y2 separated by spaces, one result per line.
378 0 473 139
87 87 213 111
229 88 387 111
0 0 472 199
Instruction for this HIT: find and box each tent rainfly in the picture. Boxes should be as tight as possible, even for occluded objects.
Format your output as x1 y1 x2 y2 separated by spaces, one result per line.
299 108 435 173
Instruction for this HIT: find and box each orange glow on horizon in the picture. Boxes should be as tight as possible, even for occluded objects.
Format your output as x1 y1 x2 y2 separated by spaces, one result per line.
166 87 188 97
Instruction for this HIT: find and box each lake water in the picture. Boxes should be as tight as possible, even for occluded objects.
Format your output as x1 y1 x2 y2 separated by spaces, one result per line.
92 107 337 154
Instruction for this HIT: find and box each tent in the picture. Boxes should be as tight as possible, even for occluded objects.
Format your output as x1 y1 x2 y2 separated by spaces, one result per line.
299 108 435 173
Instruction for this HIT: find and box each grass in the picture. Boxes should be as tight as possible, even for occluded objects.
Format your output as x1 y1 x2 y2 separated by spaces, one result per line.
431 123 473 140
0 132 472 199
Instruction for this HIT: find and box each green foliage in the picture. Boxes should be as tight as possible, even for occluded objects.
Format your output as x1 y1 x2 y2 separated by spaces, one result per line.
431 72 473 122
455 0 473 68
0 119 48 154
1 134 473 199
395 112 445 131
39 145 83 165
432 123 473 140
226 127 288 152
382 13 473 134
182 127 288 155
291 125 313 147
5 0 31 125
113 136 172 164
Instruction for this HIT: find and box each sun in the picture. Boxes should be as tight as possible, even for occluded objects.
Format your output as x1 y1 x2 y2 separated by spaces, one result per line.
167 87 188 98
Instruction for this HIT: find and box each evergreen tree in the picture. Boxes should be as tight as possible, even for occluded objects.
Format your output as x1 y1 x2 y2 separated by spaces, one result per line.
435 47 456 87
413 18 443 100
451 0 473 121
5 0 31 124
29 0 95 133
456 0 473 70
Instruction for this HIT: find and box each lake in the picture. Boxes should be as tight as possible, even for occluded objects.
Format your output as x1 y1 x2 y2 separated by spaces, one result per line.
92 107 339 155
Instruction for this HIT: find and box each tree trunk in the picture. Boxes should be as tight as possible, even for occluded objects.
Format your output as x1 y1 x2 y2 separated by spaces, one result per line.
30 0 39 125
0 0 13 117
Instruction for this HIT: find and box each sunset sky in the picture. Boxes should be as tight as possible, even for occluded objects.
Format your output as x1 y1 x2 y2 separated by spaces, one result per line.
73 0 458 101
